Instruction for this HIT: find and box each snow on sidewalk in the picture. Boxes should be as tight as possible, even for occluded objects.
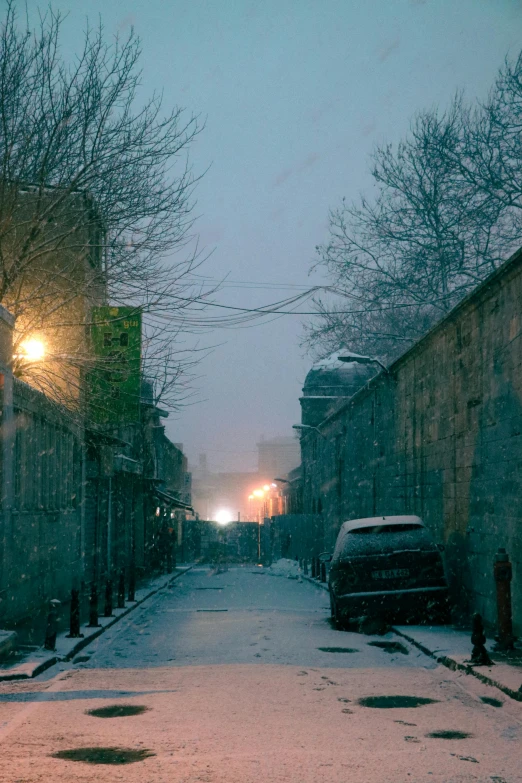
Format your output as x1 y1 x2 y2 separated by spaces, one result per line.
394 624 522 701
0 567 191 681
265 558 302 579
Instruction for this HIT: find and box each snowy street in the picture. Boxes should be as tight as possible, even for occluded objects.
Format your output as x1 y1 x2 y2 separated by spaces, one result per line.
0 566 521 782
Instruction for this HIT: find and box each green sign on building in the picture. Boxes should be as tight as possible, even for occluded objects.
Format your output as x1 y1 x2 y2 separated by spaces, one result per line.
88 306 142 424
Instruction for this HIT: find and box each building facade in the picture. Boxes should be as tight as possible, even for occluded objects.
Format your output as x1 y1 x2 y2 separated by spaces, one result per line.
297 247 522 635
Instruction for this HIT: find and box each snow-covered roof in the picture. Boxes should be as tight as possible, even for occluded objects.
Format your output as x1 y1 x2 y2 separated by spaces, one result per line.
311 350 371 371
340 515 425 533
303 350 377 397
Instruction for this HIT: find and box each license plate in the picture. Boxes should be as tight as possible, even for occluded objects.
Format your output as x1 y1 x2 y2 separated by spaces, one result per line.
371 568 410 580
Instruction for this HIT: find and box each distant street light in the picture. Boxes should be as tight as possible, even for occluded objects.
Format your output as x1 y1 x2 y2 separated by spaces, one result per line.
215 509 233 526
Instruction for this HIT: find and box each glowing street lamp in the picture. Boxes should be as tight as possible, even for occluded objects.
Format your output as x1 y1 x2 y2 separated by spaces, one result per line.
215 509 233 526
18 338 46 362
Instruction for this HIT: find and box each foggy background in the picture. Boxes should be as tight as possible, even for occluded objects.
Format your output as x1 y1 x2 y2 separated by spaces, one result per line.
29 0 522 472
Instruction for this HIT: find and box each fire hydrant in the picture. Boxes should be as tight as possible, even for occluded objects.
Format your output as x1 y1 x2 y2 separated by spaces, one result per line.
494 548 515 651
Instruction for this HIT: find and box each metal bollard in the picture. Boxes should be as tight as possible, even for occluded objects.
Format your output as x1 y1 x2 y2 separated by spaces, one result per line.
128 565 136 602
66 588 84 638
311 558 316 579
44 599 61 651
88 583 100 627
320 561 327 583
494 548 515 650
471 612 493 666
104 578 114 617
117 570 125 609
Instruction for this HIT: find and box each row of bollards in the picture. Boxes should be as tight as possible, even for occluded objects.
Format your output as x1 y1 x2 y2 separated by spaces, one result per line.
44 570 136 650
299 557 327 583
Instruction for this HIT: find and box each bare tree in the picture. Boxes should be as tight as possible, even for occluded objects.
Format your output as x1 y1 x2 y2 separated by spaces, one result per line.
0 2 210 416
447 53 522 253
305 95 509 363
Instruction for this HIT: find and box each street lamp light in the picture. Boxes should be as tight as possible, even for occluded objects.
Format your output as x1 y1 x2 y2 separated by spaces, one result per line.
215 509 233 526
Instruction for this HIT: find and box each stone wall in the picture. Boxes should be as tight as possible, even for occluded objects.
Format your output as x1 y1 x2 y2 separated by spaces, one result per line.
0 379 84 625
301 247 522 634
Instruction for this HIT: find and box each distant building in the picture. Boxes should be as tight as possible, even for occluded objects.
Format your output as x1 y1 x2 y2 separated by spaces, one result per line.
190 436 301 523
191 460 259 522
257 435 300 479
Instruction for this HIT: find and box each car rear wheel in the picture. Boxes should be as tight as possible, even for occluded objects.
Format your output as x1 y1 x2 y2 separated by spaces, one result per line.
330 590 348 628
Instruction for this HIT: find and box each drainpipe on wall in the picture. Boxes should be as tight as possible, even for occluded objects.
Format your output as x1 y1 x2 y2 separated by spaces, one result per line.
107 476 112 577
0 305 15 616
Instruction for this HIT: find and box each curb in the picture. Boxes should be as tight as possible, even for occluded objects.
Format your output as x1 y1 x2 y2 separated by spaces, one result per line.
299 577 521 702
0 631 17 660
0 566 192 682
302 574 328 590
393 626 522 703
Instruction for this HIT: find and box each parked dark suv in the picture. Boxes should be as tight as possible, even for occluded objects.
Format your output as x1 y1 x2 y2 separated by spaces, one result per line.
327 515 449 625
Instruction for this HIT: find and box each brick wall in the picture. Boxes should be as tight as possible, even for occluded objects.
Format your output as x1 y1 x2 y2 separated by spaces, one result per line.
302 248 522 634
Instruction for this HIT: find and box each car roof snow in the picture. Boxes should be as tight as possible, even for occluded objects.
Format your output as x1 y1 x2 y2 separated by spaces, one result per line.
340 515 425 533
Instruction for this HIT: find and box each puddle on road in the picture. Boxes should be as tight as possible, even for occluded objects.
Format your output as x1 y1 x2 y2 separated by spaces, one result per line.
317 647 359 653
367 641 409 655
426 730 473 740
358 695 438 709
196 609 228 612
86 704 150 718
480 696 503 707
52 747 155 765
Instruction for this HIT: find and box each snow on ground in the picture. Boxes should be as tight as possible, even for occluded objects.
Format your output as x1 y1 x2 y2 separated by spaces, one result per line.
266 558 301 579
2 567 521 783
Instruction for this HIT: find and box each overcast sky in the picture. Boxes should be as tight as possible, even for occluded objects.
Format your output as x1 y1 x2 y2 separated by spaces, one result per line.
27 0 522 471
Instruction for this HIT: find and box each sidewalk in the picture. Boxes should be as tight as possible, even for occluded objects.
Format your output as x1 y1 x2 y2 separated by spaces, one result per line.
0 566 192 682
394 625 522 702
302 573 522 702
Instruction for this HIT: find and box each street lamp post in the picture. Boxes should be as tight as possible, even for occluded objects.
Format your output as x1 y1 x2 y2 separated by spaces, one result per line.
292 424 327 439
338 352 389 374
